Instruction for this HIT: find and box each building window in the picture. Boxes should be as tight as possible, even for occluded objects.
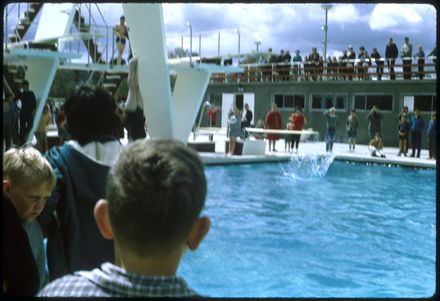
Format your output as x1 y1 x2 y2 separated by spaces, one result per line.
209 93 222 107
273 94 305 110
353 95 393 111
235 94 244 110
311 94 348 110
413 95 436 112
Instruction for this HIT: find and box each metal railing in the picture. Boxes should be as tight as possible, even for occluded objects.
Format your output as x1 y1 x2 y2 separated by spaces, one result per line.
210 57 437 83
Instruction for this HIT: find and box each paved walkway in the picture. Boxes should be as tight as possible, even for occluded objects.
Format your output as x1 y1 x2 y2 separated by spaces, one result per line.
193 133 436 168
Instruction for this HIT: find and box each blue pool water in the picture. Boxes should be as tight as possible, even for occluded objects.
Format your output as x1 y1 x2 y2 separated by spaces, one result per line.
178 158 436 297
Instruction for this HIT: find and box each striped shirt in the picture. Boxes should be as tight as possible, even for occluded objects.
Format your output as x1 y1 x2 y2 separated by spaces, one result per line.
38 262 200 297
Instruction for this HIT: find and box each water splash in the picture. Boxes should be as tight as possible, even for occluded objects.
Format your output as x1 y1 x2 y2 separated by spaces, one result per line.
282 152 335 179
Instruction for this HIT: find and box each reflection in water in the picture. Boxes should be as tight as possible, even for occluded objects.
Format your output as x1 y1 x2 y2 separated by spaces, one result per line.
282 153 335 179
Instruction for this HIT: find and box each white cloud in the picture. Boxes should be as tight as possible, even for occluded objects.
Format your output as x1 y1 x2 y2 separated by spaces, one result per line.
331 4 368 24
369 4 423 31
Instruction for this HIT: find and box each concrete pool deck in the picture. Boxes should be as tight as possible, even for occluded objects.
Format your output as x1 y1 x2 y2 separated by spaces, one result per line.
192 134 436 168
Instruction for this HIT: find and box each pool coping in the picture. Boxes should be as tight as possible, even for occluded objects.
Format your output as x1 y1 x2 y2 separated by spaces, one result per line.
200 142 436 169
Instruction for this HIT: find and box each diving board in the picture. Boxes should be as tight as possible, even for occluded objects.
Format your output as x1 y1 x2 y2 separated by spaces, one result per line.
34 3 77 51
245 128 319 135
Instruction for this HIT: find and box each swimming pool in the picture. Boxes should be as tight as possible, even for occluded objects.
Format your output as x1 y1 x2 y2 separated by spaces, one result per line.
178 158 436 297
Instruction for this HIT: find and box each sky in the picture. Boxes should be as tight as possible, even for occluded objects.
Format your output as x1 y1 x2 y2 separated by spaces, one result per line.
4 3 437 60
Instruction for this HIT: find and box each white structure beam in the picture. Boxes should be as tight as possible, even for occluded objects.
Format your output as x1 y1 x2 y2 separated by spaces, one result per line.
123 3 174 139
172 68 211 142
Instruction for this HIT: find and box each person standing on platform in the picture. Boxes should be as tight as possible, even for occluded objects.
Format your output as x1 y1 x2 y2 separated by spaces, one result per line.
207 105 219 127
401 36 413 80
265 103 282 152
291 106 305 152
347 45 356 81
398 106 410 154
242 103 253 128
385 37 398 80
308 47 321 81
414 45 425 80
398 114 410 156
427 112 436 160
241 103 253 139
124 57 146 141
114 15 128 65
55 105 69 145
284 50 292 81
226 106 241 156
254 119 266 140
292 50 303 81
346 109 359 152
17 80 37 145
409 108 425 158
3 93 18 151
38 84 124 281
324 107 338 153
367 105 383 140
371 48 384 80
284 122 294 152
35 104 51 154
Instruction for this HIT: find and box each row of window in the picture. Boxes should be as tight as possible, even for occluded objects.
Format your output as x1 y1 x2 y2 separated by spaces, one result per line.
273 94 436 112
208 92 436 112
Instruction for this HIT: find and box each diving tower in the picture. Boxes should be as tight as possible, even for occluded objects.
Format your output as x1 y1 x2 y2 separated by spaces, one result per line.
123 3 242 142
3 3 242 144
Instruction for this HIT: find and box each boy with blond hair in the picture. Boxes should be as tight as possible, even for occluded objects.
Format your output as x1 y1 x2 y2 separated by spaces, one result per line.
3 147 56 296
38 139 211 297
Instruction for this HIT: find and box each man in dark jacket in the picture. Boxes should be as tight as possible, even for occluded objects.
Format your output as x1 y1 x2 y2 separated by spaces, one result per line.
385 37 398 80
38 84 124 280
17 80 37 145
410 108 425 158
371 48 384 80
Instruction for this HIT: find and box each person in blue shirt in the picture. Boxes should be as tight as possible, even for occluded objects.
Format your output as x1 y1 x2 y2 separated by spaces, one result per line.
427 112 436 159
409 108 425 158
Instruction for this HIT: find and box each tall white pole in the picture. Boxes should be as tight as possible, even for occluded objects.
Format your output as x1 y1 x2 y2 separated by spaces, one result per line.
218 32 220 56
321 4 332 80
180 35 183 57
187 21 192 65
199 34 201 57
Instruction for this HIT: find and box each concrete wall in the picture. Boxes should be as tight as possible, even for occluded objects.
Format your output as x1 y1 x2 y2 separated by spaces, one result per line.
204 79 436 148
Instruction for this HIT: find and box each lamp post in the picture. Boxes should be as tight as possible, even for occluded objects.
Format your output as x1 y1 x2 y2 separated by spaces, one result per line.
235 29 240 64
218 32 221 56
180 35 183 58
186 21 192 65
199 34 201 57
255 41 261 52
321 4 332 80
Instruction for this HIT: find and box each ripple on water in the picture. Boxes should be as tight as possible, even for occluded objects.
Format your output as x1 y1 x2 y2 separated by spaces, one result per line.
189 160 436 297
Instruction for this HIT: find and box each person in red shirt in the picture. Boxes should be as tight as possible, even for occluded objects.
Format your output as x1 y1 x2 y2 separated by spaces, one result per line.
207 106 219 127
55 106 68 145
265 103 282 152
291 106 305 152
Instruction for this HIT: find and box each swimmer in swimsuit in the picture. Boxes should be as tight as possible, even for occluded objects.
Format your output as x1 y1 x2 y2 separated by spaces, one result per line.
114 15 128 65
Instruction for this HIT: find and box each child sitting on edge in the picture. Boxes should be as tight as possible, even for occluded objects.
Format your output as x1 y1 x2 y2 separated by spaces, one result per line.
3 147 56 296
38 139 211 297
368 133 386 158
